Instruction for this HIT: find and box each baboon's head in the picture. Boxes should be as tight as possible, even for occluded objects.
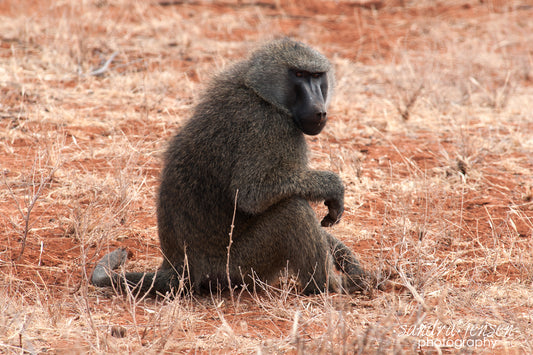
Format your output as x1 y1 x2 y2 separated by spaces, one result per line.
244 38 335 136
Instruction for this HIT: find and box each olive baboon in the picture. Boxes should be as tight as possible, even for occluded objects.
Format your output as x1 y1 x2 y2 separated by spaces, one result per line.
91 38 369 296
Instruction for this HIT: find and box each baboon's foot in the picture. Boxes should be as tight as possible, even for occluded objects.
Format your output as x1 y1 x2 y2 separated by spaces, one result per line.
342 269 389 295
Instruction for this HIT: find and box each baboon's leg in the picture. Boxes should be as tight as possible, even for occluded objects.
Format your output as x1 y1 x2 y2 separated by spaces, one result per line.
230 197 343 294
325 233 369 292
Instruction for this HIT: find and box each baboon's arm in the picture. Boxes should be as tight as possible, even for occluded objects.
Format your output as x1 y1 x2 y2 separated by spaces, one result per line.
233 168 344 226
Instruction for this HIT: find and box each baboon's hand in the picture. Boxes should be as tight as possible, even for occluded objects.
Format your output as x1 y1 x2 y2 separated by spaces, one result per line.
321 197 344 227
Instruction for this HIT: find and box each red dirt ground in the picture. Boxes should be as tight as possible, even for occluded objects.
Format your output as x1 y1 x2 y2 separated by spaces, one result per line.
1 0 532 352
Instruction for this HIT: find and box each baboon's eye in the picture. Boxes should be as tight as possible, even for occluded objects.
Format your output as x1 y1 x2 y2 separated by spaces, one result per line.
311 72 323 78
294 71 304 77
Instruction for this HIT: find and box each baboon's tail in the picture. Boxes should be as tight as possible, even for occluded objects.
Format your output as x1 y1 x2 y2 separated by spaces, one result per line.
91 248 181 297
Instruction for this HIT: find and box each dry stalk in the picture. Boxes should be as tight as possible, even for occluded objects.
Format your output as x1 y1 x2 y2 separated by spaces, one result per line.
397 82 424 121
3 158 60 261
88 51 118 77
397 265 431 313
226 189 239 308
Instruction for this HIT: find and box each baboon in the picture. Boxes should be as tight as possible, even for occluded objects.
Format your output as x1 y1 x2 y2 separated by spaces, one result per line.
91 38 369 296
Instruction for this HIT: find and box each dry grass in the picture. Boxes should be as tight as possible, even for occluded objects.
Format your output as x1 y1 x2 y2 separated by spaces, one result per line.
1 0 533 353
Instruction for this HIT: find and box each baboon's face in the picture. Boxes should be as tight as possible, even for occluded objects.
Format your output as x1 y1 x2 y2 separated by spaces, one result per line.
287 69 329 136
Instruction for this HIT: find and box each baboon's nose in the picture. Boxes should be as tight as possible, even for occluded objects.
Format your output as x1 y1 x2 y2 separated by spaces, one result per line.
317 111 327 123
